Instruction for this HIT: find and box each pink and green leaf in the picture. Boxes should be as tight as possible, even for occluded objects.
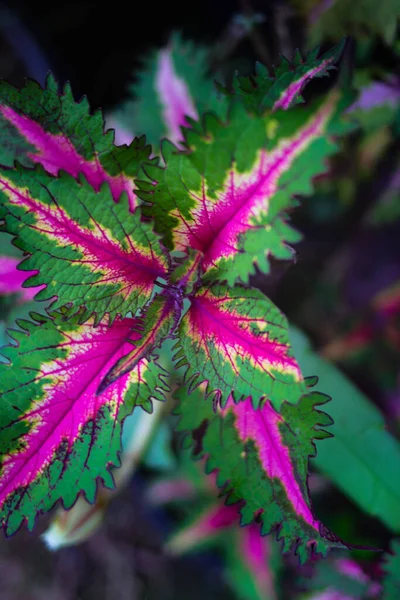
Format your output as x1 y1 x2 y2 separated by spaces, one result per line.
167 499 278 600
225 526 278 600
0 165 169 322
347 77 400 133
174 381 341 562
0 311 168 535
115 32 225 148
0 75 155 211
175 284 307 409
169 248 203 295
98 293 179 392
43 398 167 549
222 40 345 114
302 555 378 599
166 502 240 554
140 89 353 286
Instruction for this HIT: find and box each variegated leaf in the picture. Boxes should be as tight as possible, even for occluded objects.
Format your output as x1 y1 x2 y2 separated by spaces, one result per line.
0 75 155 211
226 526 277 600
98 293 179 392
0 165 169 322
165 477 277 599
222 40 345 114
141 90 352 286
175 284 306 409
43 399 166 549
166 502 240 554
174 381 341 562
115 32 225 148
0 312 168 535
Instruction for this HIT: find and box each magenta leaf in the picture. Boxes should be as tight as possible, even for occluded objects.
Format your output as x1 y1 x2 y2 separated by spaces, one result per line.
0 165 169 322
0 311 168 535
175 283 306 409
235 525 277 600
164 481 277 598
166 502 240 554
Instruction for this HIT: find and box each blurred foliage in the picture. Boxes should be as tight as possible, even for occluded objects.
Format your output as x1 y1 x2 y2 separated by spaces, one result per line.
383 539 400 599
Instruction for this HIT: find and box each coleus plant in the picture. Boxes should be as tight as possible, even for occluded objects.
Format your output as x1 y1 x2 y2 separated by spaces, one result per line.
0 34 353 561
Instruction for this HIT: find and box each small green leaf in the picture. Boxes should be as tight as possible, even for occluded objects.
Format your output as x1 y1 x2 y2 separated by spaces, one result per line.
223 40 345 114
98 293 178 392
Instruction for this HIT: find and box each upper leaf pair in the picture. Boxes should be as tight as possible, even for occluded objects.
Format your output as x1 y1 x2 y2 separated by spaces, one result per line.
0 40 350 321
141 89 351 286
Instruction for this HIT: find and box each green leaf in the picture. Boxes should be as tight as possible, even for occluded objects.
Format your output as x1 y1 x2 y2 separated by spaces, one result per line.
348 76 400 134
0 165 169 323
222 40 345 114
98 293 178 392
290 326 400 532
42 390 168 549
303 556 371 598
303 0 400 46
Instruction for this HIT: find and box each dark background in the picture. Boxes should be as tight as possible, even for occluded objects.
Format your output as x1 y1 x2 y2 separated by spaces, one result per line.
1 0 243 107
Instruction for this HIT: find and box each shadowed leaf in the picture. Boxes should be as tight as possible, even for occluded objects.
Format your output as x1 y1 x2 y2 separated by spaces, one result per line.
174 381 341 563
115 32 225 148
